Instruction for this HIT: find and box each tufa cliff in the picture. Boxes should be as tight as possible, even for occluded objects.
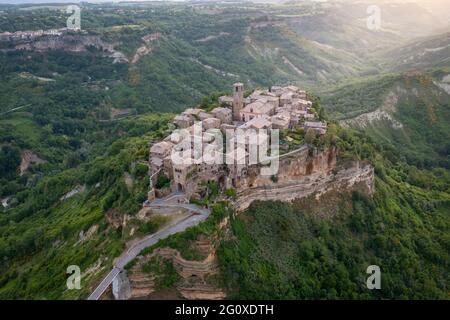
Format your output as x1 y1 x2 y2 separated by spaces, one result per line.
234 146 374 211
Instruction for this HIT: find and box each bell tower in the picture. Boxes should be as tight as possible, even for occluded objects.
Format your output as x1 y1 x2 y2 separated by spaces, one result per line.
232 82 244 121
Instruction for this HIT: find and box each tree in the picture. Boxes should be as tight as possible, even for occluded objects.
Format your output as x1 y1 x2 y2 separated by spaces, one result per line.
155 172 171 189
0 145 21 179
305 129 317 144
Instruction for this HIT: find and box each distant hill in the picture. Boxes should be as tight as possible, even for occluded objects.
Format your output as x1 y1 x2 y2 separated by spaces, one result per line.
321 70 450 168
381 32 450 71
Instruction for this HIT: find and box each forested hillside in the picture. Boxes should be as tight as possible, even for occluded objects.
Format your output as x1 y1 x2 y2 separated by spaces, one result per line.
321 70 450 169
0 114 173 298
381 32 450 71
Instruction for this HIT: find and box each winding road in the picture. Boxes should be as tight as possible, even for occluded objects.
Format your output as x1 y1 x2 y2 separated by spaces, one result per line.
87 203 210 300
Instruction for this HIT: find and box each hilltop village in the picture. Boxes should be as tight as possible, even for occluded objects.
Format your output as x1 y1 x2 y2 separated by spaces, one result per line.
122 84 376 300
0 28 77 41
145 83 329 205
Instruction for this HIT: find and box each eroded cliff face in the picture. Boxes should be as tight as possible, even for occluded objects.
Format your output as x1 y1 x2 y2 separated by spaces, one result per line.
10 34 128 63
244 146 337 188
235 147 374 212
127 238 226 300
5 32 164 65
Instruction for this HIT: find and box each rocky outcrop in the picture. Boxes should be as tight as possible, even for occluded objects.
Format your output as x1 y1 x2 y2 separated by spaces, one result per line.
434 74 450 95
127 239 225 300
235 146 374 212
105 208 130 229
195 32 230 43
236 162 374 212
189 58 238 78
127 145 374 299
20 149 45 176
131 33 162 64
11 34 128 63
340 87 403 129
178 284 226 300
112 270 131 300
60 185 86 201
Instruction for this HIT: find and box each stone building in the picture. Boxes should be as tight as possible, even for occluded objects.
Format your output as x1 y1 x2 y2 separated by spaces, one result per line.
202 118 221 130
218 96 233 107
147 83 327 204
239 101 275 122
271 113 291 130
211 107 232 124
150 141 174 173
304 121 327 135
173 113 194 129
232 82 244 121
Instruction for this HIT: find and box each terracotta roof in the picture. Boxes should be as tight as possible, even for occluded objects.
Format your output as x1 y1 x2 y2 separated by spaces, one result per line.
240 116 272 130
150 141 173 155
241 101 274 115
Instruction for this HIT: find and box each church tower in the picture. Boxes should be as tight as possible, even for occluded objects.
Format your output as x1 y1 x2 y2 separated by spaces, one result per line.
232 82 244 121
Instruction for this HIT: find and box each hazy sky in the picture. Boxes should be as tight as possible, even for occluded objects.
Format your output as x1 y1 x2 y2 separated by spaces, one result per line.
0 0 426 2
0 0 449 11
383 0 450 10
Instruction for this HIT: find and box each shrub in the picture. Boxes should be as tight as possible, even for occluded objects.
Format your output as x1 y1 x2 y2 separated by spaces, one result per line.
155 172 171 189
225 188 236 198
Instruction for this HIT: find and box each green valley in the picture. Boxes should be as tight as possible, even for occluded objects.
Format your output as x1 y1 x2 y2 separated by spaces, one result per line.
0 0 449 301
